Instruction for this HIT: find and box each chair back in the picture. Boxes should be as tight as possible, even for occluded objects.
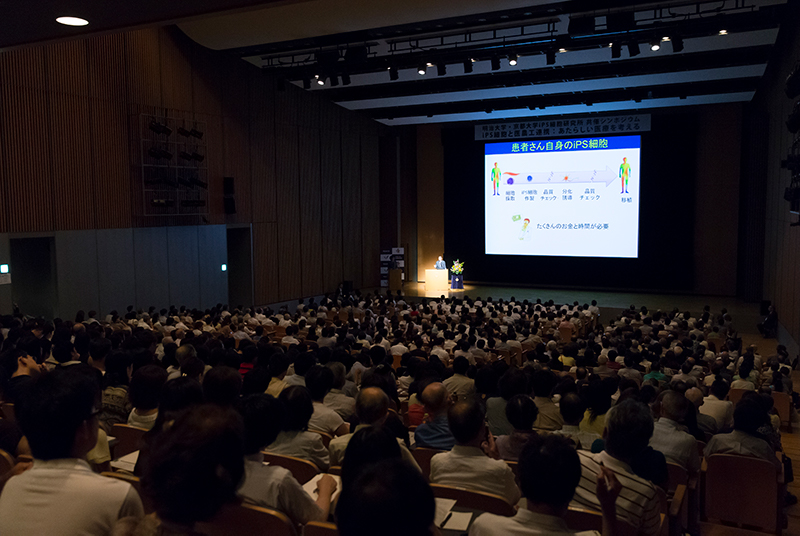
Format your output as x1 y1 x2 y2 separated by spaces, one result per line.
111 424 148 458
565 506 639 536
430 483 515 517
666 462 688 491
308 429 333 449
727 389 747 406
772 391 791 429
704 454 778 532
196 502 296 536
328 465 342 476
262 452 319 484
1 403 15 422
506 460 520 484
0 449 14 476
304 521 339 536
411 447 444 481
101 472 154 513
559 325 574 343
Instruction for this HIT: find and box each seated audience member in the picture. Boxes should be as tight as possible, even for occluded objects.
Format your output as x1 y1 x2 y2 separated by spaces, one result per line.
430 399 521 505
618 355 643 385
238 394 336 524
323 361 356 420
470 435 621 536
0 347 45 404
167 344 197 380
329 387 419 469
531 370 563 430
593 355 615 378
127 364 168 430
648 391 700 474
98 351 132 433
487 368 528 436
266 386 330 470
415 382 456 450
0 366 143 534
572 400 662 536
306 365 349 436
580 380 614 436
118 405 244 536
704 398 782 475
266 353 291 397
554 392 601 450
336 459 435 536
442 356 476 401
285 352 316 387
203 366 243 408
731 362 757 391
700 379 734 431
496 394 538 461
684 387 718 435
340 426 403 489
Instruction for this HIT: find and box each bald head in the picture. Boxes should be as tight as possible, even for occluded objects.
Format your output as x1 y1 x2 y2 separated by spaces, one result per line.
175 344 197 366
420 382 450 415
660 391 690 422
356 387 390 426
685 387 704 409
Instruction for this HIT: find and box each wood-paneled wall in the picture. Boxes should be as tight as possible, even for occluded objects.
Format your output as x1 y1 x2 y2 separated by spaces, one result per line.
0 26 382 305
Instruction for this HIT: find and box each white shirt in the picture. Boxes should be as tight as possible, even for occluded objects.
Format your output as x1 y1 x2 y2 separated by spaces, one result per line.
328 424 421 469
430 445 520 505
648 418 700 473
470 508 598 536
0 458 143 536
308 401 345 435
266 430 330 471
699 395 734 430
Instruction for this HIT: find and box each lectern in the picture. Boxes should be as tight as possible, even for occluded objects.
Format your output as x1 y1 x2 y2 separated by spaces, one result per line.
424 269 449 293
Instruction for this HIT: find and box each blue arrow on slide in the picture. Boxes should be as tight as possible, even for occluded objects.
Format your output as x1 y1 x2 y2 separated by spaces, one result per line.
518 166 617 186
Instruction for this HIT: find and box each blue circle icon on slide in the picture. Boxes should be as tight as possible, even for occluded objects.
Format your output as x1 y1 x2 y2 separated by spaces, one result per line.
507 178 514 185
527 175 532 181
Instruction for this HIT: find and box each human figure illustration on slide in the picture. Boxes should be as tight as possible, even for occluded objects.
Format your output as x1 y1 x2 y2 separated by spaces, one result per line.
491 162 501 195
518 218 531 240
619 157 632 194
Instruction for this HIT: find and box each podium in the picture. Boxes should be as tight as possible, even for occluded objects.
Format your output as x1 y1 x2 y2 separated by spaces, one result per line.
388 268 403 292
424 269 450 293
451 273 464 290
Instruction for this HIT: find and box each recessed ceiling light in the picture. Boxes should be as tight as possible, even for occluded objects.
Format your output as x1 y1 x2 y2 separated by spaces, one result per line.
662 36 671 41
427 62 433 67
56 16 88 26
719 29 728 35
558 48 567 53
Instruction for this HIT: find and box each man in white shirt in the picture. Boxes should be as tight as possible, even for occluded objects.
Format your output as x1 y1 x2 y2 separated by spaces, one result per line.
430 399 521 505
0 366 144 534
700 380 735 431
648 392 700 474
442 356 476 401
430 337 449 365
306 366 349 437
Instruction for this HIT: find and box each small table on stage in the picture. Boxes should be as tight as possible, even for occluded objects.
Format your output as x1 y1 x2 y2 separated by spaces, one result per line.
451 273 464 290
425 269 450 293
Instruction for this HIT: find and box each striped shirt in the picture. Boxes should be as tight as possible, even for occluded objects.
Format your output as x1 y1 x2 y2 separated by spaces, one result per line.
571 451 661 536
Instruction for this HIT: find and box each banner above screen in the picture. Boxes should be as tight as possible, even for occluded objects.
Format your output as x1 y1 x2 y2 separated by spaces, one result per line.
475 114 650 141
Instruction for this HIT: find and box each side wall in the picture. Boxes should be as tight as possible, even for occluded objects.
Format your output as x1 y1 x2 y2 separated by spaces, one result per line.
0 26 381 313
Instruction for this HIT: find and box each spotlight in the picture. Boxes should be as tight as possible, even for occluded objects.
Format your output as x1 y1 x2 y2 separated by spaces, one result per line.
177 127 191 137
302 78 311 90
179 151 193 161
191 152 204 162
671 36 684 53
662 36 671 42
330 75 339 87
341 73 351 86
389 66 399 81
463 60 473 74
191 176 208 189
418 64 427 75
719 29 728 35
611 42 621 59
491 56 501 71
627 41 640 57
546 49 556 65
649 38 661 51
56 16 88 26
558 48 567 53
437 63 447 76
317 76 325 86
507 53 518 66
189 128 203 139
148 120 172 136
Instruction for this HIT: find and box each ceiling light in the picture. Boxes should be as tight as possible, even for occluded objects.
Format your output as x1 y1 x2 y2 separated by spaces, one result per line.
719 29 728 35
470 58 476 62
491 56 501 71
627 42 641 57
558 48 567 53
427 62 434 67
437 63 447 76
608 43 613 47
317 77 325 86
507 54 518 66
418 64 427 75
56 16 88 26
662 36 671 42
463 60 473 74
649 38 661 51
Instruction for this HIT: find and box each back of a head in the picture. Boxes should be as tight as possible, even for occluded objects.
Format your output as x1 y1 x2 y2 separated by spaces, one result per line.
278 385 314 431
341 426 402 489
505 394 538 430
305 365 335 401
337 459 434 536
175 344 197 367
240 394 285 454
710 379 730 400
268 352 291 378
558 392 585 425
142 405 244 526
294 352 317 376
519 435 581 508
203 366 242 407
448 399 485 445
159 377 204 415
130 364 169 410
325 361 347 389
419 382 449 414
531 370 557 398
452 355 469 375
89 337 112 362
605 399 654 461
498 368 528 401
660 391 690 422
17 365 100 460
356 386 390 426
734 398 767 435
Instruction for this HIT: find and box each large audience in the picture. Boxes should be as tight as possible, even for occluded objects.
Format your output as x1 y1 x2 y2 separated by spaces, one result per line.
0 291 795 535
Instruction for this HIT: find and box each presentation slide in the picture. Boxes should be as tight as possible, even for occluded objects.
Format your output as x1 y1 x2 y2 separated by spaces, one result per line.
485 135 640 258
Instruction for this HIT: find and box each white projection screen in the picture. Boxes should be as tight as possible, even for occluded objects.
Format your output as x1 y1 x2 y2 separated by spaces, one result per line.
485 135 641 258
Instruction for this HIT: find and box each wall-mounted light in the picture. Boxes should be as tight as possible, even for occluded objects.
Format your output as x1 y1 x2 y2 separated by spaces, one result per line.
221 264 227 272
0 264 9 274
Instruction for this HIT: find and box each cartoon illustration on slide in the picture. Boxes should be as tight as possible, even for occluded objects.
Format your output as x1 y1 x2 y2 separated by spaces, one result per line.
518 218 531 240
491 162 501 195
619 157 632 194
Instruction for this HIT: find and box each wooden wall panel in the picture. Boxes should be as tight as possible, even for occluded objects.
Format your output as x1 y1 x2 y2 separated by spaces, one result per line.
221 60 250 120
252 222 279 304
159 28 194 111
340 134 362 287
299 127 323 296
0 47 46 90
87 34 127 103
360 135 380 287
124 29 162 107
274 84 299 126
191 42 222 116
275 125 302 300
250 75 277 223
320 134 343 292
90 98 132 229
197 112 225 225
297 92 320 129
319 100 341 132
45 40 89 97
49 93 94 230
223 114 252 223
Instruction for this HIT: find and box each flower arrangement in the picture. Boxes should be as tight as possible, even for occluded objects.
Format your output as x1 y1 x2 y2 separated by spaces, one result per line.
450 259 464 275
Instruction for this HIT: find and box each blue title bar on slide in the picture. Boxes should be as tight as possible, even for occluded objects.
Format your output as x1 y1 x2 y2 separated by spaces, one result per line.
485 135 640 155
